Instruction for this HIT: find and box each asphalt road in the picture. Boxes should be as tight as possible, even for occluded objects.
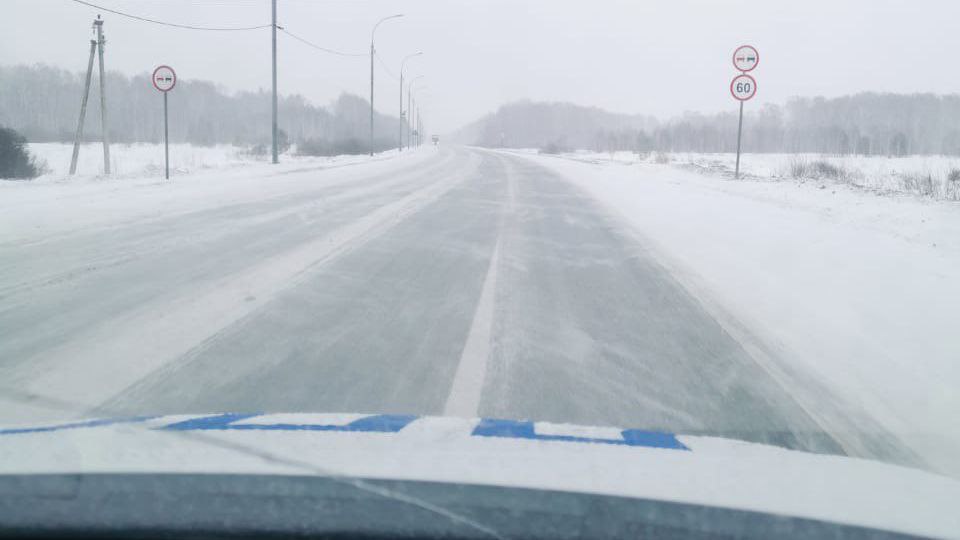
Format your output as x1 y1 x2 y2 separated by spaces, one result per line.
0 147 915 462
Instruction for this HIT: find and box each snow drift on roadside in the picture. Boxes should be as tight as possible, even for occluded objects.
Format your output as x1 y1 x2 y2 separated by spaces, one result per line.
510 150 960 480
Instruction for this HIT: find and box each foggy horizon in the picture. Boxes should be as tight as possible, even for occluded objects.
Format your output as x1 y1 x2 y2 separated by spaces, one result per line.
3 0 959 133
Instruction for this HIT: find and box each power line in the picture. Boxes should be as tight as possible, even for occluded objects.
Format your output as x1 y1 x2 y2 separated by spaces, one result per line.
71 1 373 59
374 51 400 81
278 27 366 58
69 0 272 31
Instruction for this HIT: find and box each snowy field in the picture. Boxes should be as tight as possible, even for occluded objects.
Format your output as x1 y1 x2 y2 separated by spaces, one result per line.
508 148 960 479
541 149 960 201
19 142 381 183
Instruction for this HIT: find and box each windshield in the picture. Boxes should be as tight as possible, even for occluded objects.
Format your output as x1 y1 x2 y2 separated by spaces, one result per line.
1 0 958 538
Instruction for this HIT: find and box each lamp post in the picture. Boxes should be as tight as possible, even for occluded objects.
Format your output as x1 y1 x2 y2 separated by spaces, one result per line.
410 87 429 148
399 52 422 152
406 76 424 150
370 14 404 156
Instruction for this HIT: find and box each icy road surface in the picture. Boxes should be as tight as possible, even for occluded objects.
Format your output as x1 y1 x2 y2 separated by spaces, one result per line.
0 147 915 467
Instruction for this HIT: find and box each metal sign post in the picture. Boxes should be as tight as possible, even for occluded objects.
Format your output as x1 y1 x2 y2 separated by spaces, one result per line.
152 65 177 180
730 45 759 179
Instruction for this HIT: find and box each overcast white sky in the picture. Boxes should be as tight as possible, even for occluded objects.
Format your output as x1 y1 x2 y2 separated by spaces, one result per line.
2 0 958 133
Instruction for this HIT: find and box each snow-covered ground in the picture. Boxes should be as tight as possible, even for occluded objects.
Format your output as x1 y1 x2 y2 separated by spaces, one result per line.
540 149 960 201
21 142 378 182
0 143 417 244
508 148 960 479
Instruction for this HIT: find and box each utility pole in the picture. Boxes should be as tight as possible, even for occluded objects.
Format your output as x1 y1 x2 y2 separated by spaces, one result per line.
94 17 111 175
69 36 97 175
271 0 278 164
398 52 422 152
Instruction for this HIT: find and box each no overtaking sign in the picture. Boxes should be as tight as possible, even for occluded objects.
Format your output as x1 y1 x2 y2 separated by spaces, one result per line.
153 65 176 92
153 65 176 180
732 45 759 72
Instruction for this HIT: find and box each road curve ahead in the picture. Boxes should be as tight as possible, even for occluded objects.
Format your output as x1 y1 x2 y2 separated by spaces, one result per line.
0 147 913 465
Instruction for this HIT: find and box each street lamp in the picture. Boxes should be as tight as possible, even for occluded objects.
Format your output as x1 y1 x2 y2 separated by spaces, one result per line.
399 52 422 152
407 76 424 150
411 87 430 145
370 14 404 156
414 93 432 147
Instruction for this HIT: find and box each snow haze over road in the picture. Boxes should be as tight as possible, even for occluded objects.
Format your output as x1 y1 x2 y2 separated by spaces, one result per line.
2 144 956 481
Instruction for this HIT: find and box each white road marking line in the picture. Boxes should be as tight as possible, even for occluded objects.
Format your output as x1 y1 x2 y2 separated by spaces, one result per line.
443 238 501 418
444 155 515 418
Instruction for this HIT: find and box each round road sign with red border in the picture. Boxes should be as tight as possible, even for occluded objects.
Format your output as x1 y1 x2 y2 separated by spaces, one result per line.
152 65 177 92
732 45 759 72
730 74 757 101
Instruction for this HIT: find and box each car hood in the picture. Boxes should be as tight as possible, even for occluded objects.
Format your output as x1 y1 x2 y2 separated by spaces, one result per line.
1 412 958 538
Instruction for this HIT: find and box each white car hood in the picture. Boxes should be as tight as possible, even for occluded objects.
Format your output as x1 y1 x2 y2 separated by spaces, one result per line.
1 412 958 539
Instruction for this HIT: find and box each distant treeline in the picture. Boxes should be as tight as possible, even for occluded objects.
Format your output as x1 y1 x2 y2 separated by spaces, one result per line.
0 64 401 152
455 95 960 156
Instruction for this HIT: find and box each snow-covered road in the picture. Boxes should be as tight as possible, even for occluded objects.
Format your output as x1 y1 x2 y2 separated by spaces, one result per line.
0 147 923 471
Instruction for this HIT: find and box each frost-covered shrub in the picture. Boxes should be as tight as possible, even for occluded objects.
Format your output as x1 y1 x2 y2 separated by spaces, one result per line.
0 126 42 179
297 137 374 156
947 168 960 183
788 158 851 181
898 173 938 197
538 141 569 155
653 151 670 164
811 160 844 179
247 143 268 157
789 159 811 178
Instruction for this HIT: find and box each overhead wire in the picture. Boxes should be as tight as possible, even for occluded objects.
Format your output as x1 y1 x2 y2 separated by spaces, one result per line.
69 0 272 31
70 1 372 61
374 51 400 80
278 27 366 58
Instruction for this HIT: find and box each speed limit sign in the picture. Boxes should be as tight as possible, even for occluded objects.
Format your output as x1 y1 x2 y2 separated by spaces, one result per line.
730 74 757 101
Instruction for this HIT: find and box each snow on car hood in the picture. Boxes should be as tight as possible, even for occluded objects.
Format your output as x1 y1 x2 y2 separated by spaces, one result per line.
1 413 958 538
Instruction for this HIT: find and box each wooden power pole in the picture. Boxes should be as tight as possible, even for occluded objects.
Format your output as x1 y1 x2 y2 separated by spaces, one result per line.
70 16 111 176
